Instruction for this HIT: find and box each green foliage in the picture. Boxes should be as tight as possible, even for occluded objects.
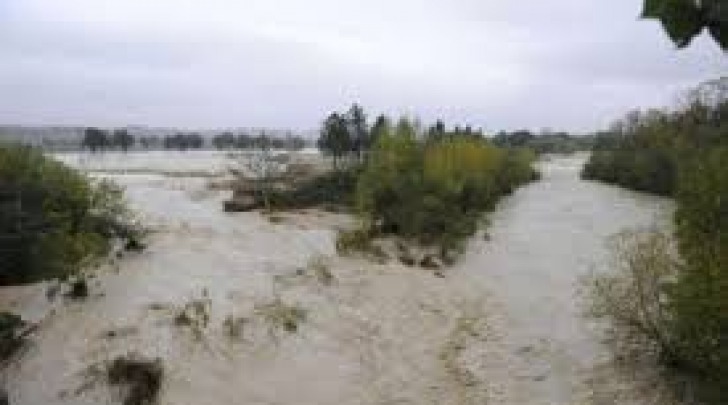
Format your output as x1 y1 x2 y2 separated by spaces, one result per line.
493 130 594 155
356 118 537 253
268 167 360 211
336 228 376 254
318 104 375 168
670 146 727 400
318 112 352 169
583 78 727 403
0 144 143 285
582 78 727 197
583 149 676 195
642 0 727 50
584 231 680 358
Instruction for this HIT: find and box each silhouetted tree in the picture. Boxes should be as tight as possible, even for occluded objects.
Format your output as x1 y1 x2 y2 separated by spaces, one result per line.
318 113 351 170
212 132 236 149
370 115 391 147
112 129 134 152
347 104 369 161
82 127 108 153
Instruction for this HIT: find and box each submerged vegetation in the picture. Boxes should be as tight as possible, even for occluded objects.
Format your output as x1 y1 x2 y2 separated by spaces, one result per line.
107 354 164 405
0 143 144 285
0 312 25 361
583 78 727 404
269 106 538 259
356 118 537 254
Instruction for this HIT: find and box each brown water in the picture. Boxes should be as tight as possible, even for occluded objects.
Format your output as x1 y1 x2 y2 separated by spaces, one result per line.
456 154 673 404
0 153 674 405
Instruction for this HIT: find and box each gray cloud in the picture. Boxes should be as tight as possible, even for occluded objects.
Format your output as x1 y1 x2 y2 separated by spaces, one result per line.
0 0 725 132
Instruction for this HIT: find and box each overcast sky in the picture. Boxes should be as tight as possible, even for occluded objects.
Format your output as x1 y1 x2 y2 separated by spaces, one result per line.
0 0 725 132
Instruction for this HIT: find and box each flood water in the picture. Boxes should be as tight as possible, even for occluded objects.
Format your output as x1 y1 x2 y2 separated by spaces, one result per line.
1 153 674 405
457 153 673 404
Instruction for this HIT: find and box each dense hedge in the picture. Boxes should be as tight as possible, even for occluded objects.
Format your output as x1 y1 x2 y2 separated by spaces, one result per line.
0 144 142 285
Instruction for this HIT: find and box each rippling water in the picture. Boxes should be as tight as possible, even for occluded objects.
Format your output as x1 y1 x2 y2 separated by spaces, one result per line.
457 153 673 404
1 153 674 404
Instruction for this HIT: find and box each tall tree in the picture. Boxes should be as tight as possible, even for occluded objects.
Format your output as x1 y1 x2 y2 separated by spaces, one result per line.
82 127 108 153
426 119 446 142
370 115 391 147
347 104 369 161
112 129 134 152
318 112 351 170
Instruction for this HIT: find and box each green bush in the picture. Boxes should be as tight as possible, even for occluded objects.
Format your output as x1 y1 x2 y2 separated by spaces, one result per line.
0 144 143 285
669 146 727 402
355 118 536 253
268 167 359 211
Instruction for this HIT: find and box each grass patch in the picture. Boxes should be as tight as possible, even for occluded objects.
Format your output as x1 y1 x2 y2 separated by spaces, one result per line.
173 292 212 339
307 255 334 286
255 298 307 333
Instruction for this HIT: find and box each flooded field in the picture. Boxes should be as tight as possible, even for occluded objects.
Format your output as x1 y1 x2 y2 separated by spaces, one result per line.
1 152 675 405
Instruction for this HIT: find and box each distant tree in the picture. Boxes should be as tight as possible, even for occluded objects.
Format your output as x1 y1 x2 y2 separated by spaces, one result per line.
318 112 351 170
138 136 160 150
188 133 204 149
284 132 307 151
426 119 447 142
212 132 236 150
82 127 108 153
236 133 254 149
164 133 204 151
347 104 369 161
370 115 391 147
112 129 134 152
642 0 726 50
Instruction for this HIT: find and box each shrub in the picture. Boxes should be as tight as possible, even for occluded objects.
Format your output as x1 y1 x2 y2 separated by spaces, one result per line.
268 166 359 211
670 146 728 402
0 144 144 285
582 78 727 404
336 228 374 254
0 312 25 361
584 231 679 359
255 299 306 333
107 354 163 405
355 120 536 254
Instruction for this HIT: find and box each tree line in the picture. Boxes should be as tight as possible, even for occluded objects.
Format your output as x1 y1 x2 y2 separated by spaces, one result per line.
492 129 593 154
582 77 727 403
211 132 306 151
318 104 494 169
81 127 308 153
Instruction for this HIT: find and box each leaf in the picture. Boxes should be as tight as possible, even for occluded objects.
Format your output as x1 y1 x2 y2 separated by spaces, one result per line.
642 0 666 18
656 0 704 48
707 24 728 51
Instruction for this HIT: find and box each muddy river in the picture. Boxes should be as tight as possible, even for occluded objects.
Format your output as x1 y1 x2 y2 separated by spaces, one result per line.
1 153 674 405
